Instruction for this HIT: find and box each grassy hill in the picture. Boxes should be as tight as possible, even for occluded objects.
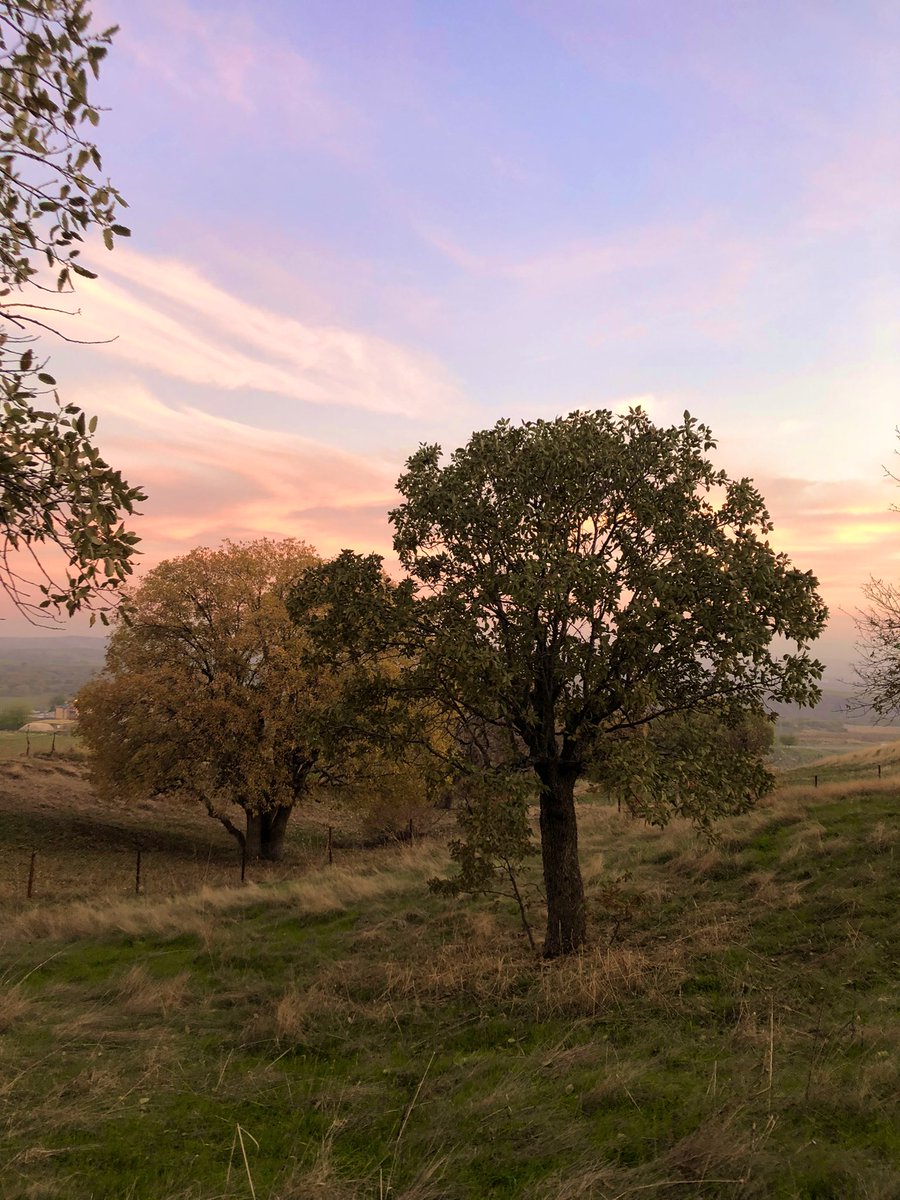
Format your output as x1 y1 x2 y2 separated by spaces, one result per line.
0 763 897 1199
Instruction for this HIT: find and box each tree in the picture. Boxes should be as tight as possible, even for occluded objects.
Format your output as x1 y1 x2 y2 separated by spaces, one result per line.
849 433 900 719
1 1 143 622
293 410 827 956
851 578 900 718
77 539 361 861
0 699 29 728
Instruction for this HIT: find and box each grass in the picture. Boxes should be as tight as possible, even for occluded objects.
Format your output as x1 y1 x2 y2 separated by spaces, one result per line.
0 757 411 909
0 729 81 759
0 761 898 1199
769 721 900 774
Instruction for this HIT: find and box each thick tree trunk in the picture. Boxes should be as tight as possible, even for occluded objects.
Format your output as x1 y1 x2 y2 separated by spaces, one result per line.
537 764 587 957
260 805 292 862
243 806 293 861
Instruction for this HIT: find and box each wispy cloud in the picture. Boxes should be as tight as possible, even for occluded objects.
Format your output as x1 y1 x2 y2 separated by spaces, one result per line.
755 475 900 609
418 218 706 283
112 0 364 158
75 249 459 418
82 380 399 562
418 215 761 343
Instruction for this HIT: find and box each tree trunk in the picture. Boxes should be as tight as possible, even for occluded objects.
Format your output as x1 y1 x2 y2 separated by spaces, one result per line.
260 805 292 861
537 764 587 957
243 806 293 861
244 810 262 860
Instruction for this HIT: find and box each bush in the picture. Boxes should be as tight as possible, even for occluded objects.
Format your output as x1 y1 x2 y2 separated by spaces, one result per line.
0 703 31 731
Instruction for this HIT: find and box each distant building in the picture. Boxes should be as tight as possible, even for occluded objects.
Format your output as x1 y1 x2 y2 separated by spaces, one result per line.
54 703 78 721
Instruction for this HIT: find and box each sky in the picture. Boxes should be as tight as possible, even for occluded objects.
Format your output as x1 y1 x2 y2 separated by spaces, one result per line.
4 0 900 681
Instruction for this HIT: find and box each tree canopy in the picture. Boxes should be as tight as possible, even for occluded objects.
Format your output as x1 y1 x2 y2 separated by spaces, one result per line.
0 0 142 622
293 409 827 955
78 539 357 860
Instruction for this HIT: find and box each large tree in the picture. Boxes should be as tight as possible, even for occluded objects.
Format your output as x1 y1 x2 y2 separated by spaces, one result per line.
78 539 358 860
293 409 827 955
1 0 143 622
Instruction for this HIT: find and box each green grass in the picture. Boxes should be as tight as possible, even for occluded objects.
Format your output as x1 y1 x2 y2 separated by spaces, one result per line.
0 782 898 1199
0 729 81 759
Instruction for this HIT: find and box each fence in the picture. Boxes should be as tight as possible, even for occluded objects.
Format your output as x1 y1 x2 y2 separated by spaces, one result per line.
799 760 896 789
14 816 423 902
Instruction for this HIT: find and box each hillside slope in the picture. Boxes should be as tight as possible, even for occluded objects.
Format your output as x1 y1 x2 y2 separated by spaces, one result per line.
0 780 898 1199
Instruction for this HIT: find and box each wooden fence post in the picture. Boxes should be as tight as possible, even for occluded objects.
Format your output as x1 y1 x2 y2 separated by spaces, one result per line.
327 825 333 866
240 840 247 883
814 774 818 788
135 847 142 895
26 850 36 899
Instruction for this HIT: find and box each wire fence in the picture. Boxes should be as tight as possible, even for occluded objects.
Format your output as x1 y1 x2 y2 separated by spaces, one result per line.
12 816 424 902
785 758 899 788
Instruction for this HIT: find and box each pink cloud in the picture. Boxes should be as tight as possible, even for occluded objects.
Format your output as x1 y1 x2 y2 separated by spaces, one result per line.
419 215 763 346
74 249 459 418
802 135 900 236
751 475 900 615
79 380 399 569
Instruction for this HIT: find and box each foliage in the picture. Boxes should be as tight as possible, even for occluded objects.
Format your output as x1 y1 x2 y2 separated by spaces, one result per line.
429 768 539 951
592 706 776 831
0 698 28 727
294 409 827 955
851 577 900 718
0 0 143 622
77 539 358 859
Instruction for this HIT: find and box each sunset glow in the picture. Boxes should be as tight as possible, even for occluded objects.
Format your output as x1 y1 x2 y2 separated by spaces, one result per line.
4 0 898 682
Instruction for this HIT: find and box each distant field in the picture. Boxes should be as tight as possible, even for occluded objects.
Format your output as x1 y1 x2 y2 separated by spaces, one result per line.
0 730 81 760
0 634 106 703
0 695 42 710
770 719 900 775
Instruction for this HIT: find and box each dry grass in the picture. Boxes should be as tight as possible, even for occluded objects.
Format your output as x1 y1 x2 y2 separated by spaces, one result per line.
812 737 900 769
775 775 900 804
0 980 29 1031
117 964 191 1018
274 983 362 1044
535 945 682 1019
4 843 448 945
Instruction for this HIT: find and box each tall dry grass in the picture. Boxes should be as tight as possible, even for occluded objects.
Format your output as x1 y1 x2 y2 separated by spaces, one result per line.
3 842 448 945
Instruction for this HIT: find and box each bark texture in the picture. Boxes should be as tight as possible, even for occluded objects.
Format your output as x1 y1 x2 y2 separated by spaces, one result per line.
244 805 293 861
537 764 587 957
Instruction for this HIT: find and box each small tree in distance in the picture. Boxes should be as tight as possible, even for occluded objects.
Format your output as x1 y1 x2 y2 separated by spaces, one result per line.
851 578 900 718
0 699 30 729
293 409 827 956
78 539 373 860
849 434 900 720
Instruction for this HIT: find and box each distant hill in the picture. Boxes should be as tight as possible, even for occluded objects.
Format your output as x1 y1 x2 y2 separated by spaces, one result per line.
772 686 900 726
0 636 107 704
